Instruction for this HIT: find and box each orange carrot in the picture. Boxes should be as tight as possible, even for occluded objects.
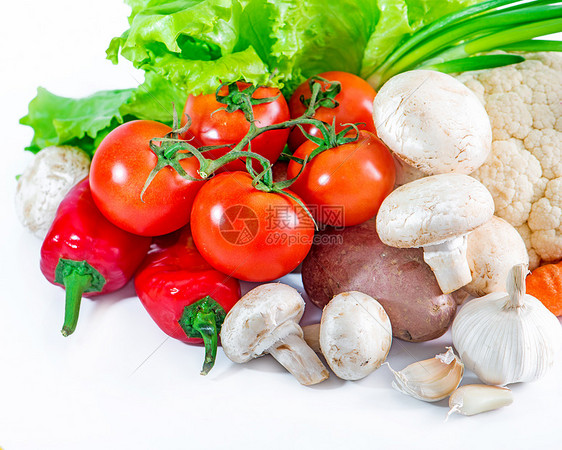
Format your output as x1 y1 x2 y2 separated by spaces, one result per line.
526 261 562 317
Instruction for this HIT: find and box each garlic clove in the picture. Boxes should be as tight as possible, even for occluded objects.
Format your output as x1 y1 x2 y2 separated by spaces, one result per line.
386 347 464 402
447 385 513 420
452 264 562 385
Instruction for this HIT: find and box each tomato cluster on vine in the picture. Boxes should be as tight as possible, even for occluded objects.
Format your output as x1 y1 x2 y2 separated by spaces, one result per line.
88 72 395 282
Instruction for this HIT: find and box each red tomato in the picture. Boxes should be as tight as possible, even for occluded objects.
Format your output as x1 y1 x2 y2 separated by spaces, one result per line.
90 120 205 236
287 130 395 227
182 82 290 172
190 172 314 282
288 71 377 151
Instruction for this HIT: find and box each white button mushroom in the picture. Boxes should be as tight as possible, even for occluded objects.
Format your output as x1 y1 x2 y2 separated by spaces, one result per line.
373 70 492 175
376 173 495 294
303 291 392 381
15 146 90 238
465 216 529 297
220 283 329 385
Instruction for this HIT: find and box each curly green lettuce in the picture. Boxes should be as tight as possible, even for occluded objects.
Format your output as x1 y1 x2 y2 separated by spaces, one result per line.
108 0 477 95
22 0 478 155
20 73 187 157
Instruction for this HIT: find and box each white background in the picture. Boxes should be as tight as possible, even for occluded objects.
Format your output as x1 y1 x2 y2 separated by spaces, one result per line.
1 1 561 449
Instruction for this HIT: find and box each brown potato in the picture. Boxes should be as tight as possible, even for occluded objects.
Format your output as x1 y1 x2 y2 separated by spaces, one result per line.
302 218 457 342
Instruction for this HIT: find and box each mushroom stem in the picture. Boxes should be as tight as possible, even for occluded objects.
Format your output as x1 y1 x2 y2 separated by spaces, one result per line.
423 235 472 294
302 323 321 353
267 332 329 386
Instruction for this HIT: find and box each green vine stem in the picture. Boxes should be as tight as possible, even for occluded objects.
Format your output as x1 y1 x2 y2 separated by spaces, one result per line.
299 75 342 109
142 79 359 228
144 80 334 184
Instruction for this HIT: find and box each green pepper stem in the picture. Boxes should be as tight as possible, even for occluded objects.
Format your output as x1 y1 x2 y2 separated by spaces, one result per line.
192 311 219 376
61 272 92 337
178 296 227 375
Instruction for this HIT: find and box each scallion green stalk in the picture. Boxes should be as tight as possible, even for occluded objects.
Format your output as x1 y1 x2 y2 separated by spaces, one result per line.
499 39 562 51
419 17 562 69
422 54 525 73
389 4 562 77
368 0 562 88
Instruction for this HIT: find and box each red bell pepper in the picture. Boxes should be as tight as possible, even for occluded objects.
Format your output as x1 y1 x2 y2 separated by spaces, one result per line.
134 225 241 375
40 178 152 336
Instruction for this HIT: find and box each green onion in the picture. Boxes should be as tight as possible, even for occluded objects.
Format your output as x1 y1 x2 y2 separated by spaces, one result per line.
499 39 562 51
422 54 525 73
392 5 561 75
431 17 562 61
368 0 562 88
367 0 516 85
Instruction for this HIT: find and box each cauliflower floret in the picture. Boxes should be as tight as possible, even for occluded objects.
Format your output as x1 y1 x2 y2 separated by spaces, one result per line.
515 223 541 269
456 52 562 269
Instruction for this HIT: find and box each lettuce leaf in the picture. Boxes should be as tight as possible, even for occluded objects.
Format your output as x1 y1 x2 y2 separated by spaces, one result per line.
22 0 480 155
20 88 134 155
139 47 274 95
121 71 188 123
106 0 275 94
108 0 381 94
108 0 477 96
20 72 188 156
238 0 380 94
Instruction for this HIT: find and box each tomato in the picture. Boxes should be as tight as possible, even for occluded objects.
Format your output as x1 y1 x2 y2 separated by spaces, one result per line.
90 120 204 237
182 82 290 172
288 71 377 151
287 130 395 227
190 172 314 282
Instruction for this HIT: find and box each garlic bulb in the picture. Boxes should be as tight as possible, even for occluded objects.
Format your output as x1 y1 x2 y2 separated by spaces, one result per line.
452 264 562 385
386 347 464 402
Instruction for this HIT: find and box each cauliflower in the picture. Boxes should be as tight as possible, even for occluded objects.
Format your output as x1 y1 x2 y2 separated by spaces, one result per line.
455 52 562 269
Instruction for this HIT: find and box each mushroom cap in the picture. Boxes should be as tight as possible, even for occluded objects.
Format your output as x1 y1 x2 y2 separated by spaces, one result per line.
465 216 529 297
373 70 492 175
320 292 392 380
376 173 494 248
220 283 305 363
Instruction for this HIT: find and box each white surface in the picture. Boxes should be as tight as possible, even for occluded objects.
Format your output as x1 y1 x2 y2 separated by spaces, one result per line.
1 1 561 449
